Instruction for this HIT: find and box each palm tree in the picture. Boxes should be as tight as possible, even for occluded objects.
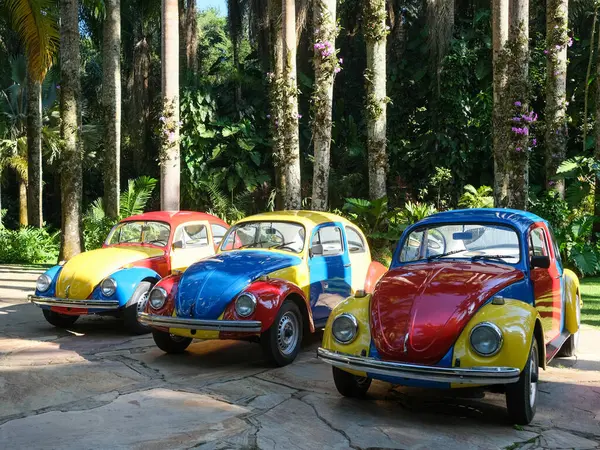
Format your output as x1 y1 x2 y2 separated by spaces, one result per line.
161 0 180 211
364 0 388 201
102 0 121 219
5 0 59 228
59 0 83 260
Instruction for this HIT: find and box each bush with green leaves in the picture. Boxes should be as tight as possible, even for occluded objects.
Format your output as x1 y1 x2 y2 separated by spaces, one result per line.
0 227 59 265
458 185 494 208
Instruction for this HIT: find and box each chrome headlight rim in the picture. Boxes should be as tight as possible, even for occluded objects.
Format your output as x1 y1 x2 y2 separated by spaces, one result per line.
469 321 503 357
235 292 257 318
149 287 168 310
36 274 52 292
332 313 359 345
100 277 118 297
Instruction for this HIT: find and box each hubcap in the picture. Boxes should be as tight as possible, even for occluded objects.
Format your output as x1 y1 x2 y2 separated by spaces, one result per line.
530 347 538 408
137 291 149 313
277 311 299 355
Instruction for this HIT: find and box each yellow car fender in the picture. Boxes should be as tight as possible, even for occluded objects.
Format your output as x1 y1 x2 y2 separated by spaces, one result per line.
563 269 582 335
452 299 545 387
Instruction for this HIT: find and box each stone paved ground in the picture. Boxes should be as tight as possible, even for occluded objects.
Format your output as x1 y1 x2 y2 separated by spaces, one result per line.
0 265 598 449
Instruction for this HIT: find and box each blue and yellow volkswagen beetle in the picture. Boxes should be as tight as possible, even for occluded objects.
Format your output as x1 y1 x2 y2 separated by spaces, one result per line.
29 211 228 333
139 211 387 366
318 209 581 424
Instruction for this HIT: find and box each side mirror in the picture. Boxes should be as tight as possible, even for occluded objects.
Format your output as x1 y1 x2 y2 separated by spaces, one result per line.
310 244 324 257
172 240 184 250
531 255 550 269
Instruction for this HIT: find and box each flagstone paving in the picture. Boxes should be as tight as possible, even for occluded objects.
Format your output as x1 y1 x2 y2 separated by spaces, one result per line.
0 266 598 449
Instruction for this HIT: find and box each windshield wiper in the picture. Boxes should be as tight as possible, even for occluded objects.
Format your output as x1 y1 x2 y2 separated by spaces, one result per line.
427 249 469 261
471 255 517 262
271 241 296 250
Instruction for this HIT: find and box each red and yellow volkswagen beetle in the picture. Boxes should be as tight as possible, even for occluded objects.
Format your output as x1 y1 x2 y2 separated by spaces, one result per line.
318 209 581 424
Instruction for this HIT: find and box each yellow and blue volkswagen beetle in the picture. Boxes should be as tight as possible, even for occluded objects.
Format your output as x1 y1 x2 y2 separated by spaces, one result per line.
139 211 387 366
29 211 228 333
318 209 582 425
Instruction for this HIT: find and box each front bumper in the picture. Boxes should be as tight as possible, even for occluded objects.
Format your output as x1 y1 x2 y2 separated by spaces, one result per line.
137 312 262 333
28 295 120 310
317 348 520 385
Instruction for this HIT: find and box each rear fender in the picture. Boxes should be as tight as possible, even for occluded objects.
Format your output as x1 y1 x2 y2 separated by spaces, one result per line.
91 267 161 307
222 278 314 337
563 269 581 335
364 261 387 293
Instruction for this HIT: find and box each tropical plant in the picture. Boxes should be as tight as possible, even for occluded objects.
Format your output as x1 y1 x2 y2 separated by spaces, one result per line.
458 185 495 208
0 226 59 264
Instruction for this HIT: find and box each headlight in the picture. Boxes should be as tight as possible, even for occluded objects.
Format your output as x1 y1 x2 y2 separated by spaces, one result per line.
100 278 117 297
149 287 167 310
36 274 52 292
235 293 257 317
332 314 358 344
470 322 503 356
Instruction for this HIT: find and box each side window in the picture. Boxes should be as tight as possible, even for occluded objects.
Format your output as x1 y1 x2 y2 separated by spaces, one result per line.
425 229 445 257
211 224 228 246
312 226 343 256
345 227 366 253
547 225 562 265
529 228 549 258
182 223 208 248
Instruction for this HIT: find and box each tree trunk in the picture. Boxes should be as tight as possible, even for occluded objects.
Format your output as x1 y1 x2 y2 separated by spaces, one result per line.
102 0 121 219
133 32 150 176
544 0 568 197
281 0 301 209
26 72 42 228
59 0 83 260
311 0 337 211
365 0 388 201
18 175 28 227
186 0 198 77
504 0 529 210
594 31 600 239
228 0 243 108
161 0 181 211
492 0 509 205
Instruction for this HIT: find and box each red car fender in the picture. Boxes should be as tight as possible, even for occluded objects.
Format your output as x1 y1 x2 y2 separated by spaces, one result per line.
143 274 180 331
364 261 388 293
221 279 315 339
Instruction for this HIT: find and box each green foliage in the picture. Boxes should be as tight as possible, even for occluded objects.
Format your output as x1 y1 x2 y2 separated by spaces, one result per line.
458 185 494 208
0 226 59 264
400 201 438 225
120 176 158 217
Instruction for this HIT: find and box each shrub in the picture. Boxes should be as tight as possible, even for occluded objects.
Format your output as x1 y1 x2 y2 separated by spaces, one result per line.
0 227 60 265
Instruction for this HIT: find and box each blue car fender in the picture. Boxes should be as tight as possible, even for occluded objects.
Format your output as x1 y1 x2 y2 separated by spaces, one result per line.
35 265 63 297
91 267 161 308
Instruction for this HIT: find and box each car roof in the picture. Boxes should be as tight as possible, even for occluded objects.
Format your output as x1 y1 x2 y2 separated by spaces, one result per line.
121 211 228 228
416 208 546 233
236 210 358 230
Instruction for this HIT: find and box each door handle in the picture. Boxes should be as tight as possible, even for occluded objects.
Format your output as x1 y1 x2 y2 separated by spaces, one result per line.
344 263 351 268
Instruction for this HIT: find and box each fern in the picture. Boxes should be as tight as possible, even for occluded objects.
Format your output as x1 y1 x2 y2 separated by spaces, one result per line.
120 176 158 217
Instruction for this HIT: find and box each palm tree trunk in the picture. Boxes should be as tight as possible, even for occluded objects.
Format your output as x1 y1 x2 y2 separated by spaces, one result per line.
26 72 42 227
102 0 121 219
186 0 198 77
492 0 509 205
161 0 181 211
544 0 568 197
281 0 301 209
365 0 388 201
133 30 150 176
594 32 600 239
59 0 83 260
18 175 28 227
311 0 337 211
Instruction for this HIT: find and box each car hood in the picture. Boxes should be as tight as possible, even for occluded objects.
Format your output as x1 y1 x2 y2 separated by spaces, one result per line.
175 250 303 319
370 261 524 365
56 246 164 299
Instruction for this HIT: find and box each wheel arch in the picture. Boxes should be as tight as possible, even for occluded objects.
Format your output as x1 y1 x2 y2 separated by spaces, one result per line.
286 291 313 336
534 318 546 370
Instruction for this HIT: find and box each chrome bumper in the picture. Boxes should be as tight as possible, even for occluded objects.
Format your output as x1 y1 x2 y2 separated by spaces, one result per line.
317 348 520 385
137 312 262 333
28 295 120 310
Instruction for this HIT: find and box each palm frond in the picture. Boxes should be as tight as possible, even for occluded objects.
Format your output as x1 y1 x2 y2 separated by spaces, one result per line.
5 0 60 80
119 176 157 217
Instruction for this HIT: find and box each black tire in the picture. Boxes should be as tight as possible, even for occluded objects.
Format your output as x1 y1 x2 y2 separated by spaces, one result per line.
124 281 154 334
152 330 193 354
558 294 580 358
332 367 372 398
506 337 539 425
261 300 303 367
42 309 79 328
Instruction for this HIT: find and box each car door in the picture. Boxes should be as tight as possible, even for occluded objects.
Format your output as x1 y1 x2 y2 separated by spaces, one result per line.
170 221 215 272
308 223 352 325
345 225 370 292
529 225 562 343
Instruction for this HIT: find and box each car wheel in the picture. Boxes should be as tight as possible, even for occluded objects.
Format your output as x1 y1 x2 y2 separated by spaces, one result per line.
558 294 580 358
124 281 153 335
42 309 79 328
261 300 303 367
506 337 539 425
152 330 193 354
332 367 372 398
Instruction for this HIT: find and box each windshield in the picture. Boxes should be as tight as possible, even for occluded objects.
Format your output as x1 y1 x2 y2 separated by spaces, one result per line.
399 223 521 264
220 221 305 253
106 221 171 247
